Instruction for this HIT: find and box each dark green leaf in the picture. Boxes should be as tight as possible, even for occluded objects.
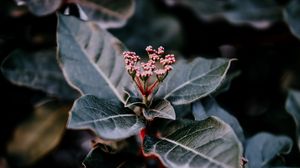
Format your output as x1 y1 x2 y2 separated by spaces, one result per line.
143 99 176 120
57 14 134 103
143 117 242 168
111 0 183 52
124 88 143 108
285 90 300 149
192 98 245 142
165 0 282 28
68 95 145 140
1 48 79 100
7 100 69 167
245 132 293 168
283 0 300 39
67 0 135 29
17 0 62 16
83 146 145 168
156 58 234 105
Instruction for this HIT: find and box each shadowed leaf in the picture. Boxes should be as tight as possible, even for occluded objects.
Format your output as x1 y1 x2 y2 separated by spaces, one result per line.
111 0 183 52
1 48 79 100
285 90 300 149
16 0 62 16
244 132 293 168
192 98 245 142
165 0 281 28
65 0 135 29
6 100 69 167
83 146 145 168
283 0 300 39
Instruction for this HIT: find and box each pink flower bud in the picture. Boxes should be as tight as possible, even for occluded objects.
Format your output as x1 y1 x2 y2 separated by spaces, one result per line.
157 46 164 55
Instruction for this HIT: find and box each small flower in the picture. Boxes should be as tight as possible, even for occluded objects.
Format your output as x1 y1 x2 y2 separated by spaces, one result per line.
160 54 176 65
164 65 173 72
157 46 164 55
154 69 166 76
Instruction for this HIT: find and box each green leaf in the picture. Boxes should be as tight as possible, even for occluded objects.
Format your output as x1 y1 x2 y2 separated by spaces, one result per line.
16 0 62 16
192 98 245 142
143 117 242 168
68 95 145 140
83 146 145 168
124 89 176 120
124 88 143 108
7 100 69 167
283 0 300 39
66 0 135 29
245 132 293 168
57 14 133 103
1 48 79 100
156 58 234 105
285 90 300 149
143 99 176 120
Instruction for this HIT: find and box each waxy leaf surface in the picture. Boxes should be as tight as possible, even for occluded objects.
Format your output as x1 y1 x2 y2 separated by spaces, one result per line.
57 14 133 103
143 117 242 168
68 95 145 140
157 58 233 105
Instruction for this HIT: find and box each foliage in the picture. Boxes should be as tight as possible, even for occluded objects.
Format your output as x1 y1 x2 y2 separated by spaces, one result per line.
1 0 300 167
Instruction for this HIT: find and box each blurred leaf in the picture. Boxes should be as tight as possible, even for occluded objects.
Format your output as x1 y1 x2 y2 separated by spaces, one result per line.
6 100 70 167
192 98 245 142
156 58 234 105
16 0 62 16
65 0 135 29
1 48 79 100
245 132 293 168
83 146 145 168
57 14 134 103
143 99 176 120
285 90 300 149
165 0 282 28
224 0 282 26
15 0 134 28
143 117 242 168
111 0 183 52
68 95 145 140
283 0 300 39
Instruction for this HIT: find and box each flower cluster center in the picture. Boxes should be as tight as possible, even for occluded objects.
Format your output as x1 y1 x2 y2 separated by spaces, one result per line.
123 46 176 98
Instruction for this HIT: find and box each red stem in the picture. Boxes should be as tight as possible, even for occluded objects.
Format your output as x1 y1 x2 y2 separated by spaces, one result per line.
147 80 159 94
135 77 144 95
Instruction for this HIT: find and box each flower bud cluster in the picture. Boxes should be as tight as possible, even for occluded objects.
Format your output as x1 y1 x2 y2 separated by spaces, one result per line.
123 46 176 97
